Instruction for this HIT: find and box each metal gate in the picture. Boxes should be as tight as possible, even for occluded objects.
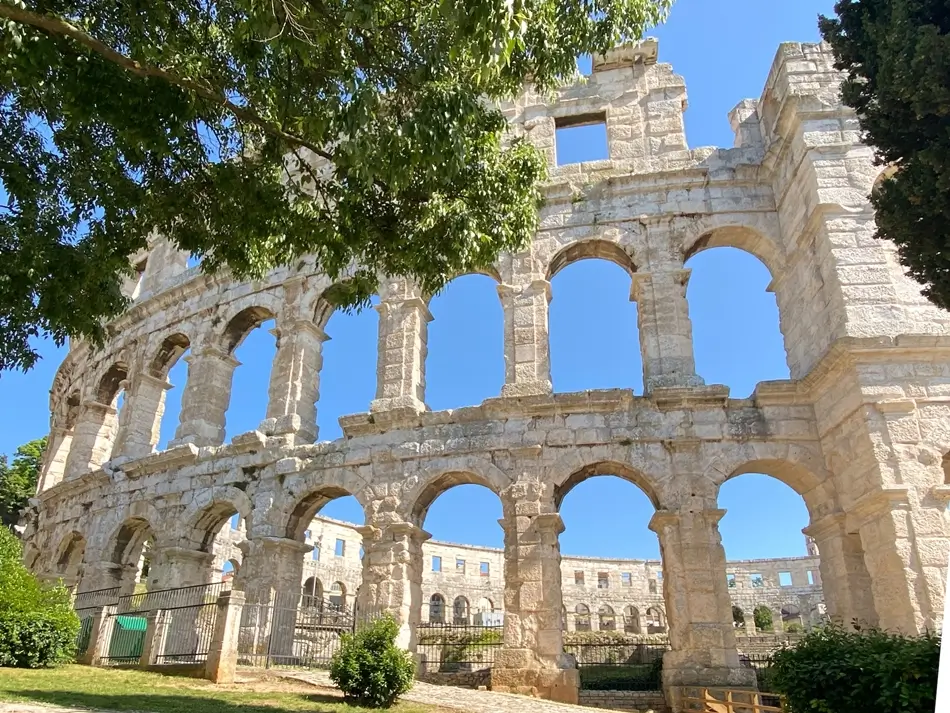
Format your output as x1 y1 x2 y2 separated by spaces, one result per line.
237 594 357 669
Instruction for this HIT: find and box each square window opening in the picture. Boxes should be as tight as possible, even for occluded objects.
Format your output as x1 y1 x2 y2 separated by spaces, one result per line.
597 572 609 589
779 571 793 587
555 113 609 166
480 562 490 577
621 572 632 587
726 573 736 588
750 573 764 588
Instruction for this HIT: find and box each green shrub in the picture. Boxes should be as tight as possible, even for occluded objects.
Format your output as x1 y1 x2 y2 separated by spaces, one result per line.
329 615 415 708
770 623 939 713
0 527 79 668
753 605 773 632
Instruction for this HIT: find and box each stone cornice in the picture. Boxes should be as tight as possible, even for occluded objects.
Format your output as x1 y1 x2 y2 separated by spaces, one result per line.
122 443 199 479
38 469 111 504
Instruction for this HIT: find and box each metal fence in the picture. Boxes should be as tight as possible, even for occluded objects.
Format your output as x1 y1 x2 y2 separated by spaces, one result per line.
237 594 358 669
739 652 781 707
117 581 231 614
154 600 220 664
564 640 670 691
416 624 503 673
99 611 148 666
73 587 121 657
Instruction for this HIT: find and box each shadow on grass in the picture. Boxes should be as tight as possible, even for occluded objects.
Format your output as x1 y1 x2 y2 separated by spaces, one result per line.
3 689 367 713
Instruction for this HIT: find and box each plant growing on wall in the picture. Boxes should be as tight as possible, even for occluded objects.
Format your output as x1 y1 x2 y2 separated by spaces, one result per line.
753 605 773 632
820 1 950 311
0 0 673 373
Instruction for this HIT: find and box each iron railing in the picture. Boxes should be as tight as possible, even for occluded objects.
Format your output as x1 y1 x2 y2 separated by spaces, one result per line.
99 611 148 666
416 624 503 673
117 581 231 614
73 586 120 611
154 600 219 664
564 641 669 691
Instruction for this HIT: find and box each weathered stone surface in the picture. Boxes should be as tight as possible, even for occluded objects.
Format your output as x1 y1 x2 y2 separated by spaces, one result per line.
23 39 950 705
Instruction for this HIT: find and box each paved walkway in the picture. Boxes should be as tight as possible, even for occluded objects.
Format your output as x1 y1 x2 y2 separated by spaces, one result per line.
280 670 629 713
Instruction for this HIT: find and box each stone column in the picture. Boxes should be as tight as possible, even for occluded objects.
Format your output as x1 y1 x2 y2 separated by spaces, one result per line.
855 497 948 634
112 373 172 460
80 604 118 666
236 537 312 605
630 270 704 392
63 402 119 479
493 507 578 703
649 508 755 690
146 547 214 592
802 513 877 628
205 590 246 683
261 319 328 444
356 521 428 650
498 280 553 398
371 287 430 414
36 427 73 492
140 610 170 667
170 347 240 448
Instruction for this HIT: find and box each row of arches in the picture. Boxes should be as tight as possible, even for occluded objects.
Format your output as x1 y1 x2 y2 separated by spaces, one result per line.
52 243 788 479
571 604 667 634
426 594 498 625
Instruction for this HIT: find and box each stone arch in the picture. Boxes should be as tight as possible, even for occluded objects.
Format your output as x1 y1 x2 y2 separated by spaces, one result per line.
551 458 662 511
623 605 641 633
453 595 470 624
179 486 253 553
598 604 617 631
221 305 277 353
281 470 368 541
545 238 638 281
223 558 241 579
645 606 666 632
429 593 446 623
680 216 785 278
401 458 513 526
147 332 192 378
109 516 156 566
476 597 494 613
96 361 130 405
303 576 324 600
54 530 86 580
574 603 592 631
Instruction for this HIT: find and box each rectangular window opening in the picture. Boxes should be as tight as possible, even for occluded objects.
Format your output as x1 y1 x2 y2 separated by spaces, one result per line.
779 571 793 587
597 572 609 589
456 558 465 573
432 556 442 573
648 580 657 594
750 573 764 588
312 545 320 562
726 573 736 588
621 572 632 587
574 571 585 586
554 113 609 166
334 539 345 557
806 570 815 586
480 562 490 577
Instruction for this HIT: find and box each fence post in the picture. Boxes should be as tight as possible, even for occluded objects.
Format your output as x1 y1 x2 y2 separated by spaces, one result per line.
205 590 245 683
139 610 169 667
80 605 117 666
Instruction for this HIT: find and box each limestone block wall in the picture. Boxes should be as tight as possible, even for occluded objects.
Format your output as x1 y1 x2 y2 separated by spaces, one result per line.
23 39 950 701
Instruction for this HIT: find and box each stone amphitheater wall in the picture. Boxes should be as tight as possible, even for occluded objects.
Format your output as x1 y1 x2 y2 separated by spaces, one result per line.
22 39 950 703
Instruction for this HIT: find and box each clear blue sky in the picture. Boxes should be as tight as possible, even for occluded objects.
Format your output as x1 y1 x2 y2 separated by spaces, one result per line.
0 0 837 563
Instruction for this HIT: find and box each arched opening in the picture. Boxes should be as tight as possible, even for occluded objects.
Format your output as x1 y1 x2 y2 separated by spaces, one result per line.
223 307 277 441
110 518 155 595
644 606 666 633
752 604 774 633
428 593 446 624
151 333 191 450
598 604 616 631
684 244 788 396
316 294 379 441
97 362 129 463
781 603 803 632
302 576 324 604
55 532 86 585
623 605 641 634
548 241 643 394
425 273 504 410
329 581 347 610
476 597 494 614
453 596 470 625
222 559 240 583
575 603 592 632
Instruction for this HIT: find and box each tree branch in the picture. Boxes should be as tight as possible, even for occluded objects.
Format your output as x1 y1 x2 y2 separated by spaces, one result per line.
0 2 335 162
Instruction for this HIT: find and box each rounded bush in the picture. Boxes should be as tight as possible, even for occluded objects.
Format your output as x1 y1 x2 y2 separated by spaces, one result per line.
329 615 415 708
771 623 939 713
0 527 79 668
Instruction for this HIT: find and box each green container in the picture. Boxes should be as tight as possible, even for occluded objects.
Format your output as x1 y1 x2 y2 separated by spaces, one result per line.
108 615 147 660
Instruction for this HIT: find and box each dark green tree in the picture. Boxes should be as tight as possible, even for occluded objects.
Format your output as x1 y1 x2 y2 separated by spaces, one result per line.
0 438 46 528
753 605 773 632
0 0 672 372
819 2 950 311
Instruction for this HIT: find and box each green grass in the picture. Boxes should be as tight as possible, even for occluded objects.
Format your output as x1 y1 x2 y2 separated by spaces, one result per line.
0 665 450 713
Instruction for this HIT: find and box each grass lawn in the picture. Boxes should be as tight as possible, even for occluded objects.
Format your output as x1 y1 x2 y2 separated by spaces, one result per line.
0 665 455 713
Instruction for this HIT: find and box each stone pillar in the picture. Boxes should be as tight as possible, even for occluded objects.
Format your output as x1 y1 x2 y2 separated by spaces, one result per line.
649 508 755 690
146 547 214 592
630 270 704 392
236 537 312 605
356 521 428 650
493 508 578 703
261 319 327 444
112 373 172 460
499 280 553 398
80 604 117 666
856 498 949 634
802 513 877 628
35 427 73 492
139 238 189 298
63 402 119 479
170 347 240 448
78 561 127 594
139 610 170 667
371 288 430 414
205 590 246 683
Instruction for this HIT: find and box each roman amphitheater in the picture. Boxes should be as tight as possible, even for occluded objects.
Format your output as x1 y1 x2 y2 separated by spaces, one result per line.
20 38 950 706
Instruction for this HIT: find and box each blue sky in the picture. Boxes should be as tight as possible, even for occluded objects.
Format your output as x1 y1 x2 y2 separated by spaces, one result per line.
0 0 837 563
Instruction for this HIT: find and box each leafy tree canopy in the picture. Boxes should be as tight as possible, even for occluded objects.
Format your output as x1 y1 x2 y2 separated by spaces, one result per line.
0 438 46 528
0 0 672 372
820 1 950 311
